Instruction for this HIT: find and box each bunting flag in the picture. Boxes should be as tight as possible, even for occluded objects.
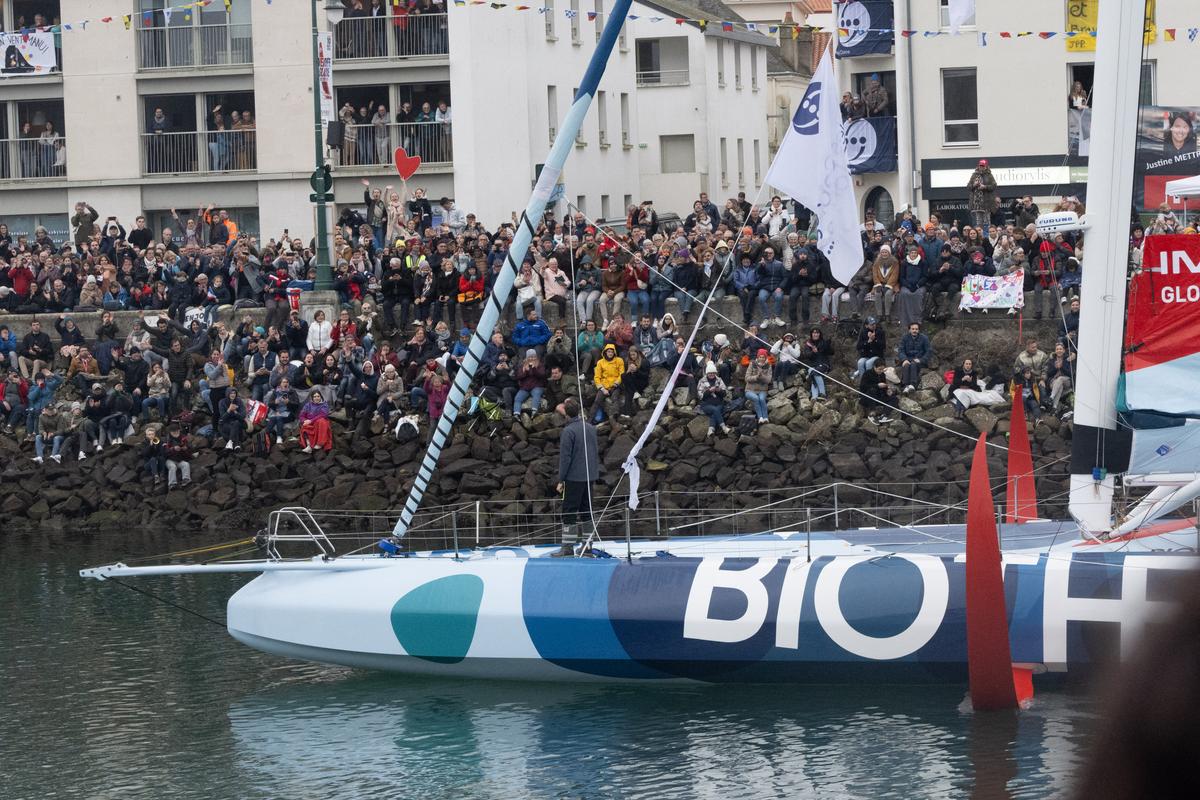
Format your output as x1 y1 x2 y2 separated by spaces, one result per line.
17 0 1200 50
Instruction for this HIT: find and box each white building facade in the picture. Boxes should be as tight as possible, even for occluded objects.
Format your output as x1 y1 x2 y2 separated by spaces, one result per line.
0 0 771 243
828 0 1198 226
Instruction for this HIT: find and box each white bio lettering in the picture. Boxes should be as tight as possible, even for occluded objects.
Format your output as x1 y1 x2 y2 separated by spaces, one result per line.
683 558 778 643
812 555 949 660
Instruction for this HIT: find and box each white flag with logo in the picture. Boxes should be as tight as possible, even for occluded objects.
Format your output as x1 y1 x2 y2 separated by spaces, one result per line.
948 0 975 34
765 49 863 284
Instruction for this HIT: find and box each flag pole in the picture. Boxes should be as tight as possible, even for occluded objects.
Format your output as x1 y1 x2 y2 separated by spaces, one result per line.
390 0 635 539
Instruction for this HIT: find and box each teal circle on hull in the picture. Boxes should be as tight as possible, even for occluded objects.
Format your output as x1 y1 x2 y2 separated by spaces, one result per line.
390 574 485 663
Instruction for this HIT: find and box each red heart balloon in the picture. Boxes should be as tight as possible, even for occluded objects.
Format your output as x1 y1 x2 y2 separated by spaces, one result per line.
393 147 422 180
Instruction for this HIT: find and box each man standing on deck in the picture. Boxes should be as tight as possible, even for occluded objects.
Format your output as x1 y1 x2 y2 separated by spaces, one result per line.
555 398 601 557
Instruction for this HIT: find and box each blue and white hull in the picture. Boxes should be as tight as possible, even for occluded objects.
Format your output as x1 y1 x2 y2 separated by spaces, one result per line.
224 524 1197 683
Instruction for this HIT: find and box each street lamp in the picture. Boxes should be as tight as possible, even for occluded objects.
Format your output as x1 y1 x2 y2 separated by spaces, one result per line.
309 0 345 289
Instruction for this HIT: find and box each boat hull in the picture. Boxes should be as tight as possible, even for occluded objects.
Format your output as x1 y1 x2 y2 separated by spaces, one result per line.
227 549 1196 683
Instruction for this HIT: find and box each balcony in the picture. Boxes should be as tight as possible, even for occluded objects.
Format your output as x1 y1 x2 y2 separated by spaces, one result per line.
141 130 257 176
334 13 448 61
0 137 67 181
331 121 452 168
136 24 254 70
636 68 689 87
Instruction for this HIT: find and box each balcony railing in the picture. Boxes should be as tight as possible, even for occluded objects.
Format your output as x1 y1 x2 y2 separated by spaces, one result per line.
334 13 448 60
636 68 689 87
136 24 254 70
0 137 67 180
330 121 452 167
141 130 257 176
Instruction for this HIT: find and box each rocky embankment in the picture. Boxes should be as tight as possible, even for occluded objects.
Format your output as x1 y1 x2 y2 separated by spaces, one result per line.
0 319 1071 537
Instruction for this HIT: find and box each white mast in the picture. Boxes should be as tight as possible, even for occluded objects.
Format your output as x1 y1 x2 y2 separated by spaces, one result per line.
1067 0 1146 534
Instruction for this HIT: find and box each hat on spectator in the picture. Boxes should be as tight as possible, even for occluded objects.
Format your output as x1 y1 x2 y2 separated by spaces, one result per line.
978 159 989 168
92 383 102 392
757 348 769 357
784 332 795 340
713 333 729 348
714 240 729 250
85 275 96 284
254 326 266 335
705 362 718 375
459 327 471 337
866 316 879 325
71 402 82 411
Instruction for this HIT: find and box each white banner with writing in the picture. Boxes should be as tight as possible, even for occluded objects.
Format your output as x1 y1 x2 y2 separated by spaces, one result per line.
959 269 1026 311
317 31 334 122
1 32 58 76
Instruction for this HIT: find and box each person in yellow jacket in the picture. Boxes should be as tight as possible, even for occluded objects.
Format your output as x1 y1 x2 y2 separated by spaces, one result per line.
591 343 624 424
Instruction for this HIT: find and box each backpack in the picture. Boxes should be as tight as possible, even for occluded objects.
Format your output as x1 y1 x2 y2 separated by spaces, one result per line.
738 414 760 436
252 429 272 457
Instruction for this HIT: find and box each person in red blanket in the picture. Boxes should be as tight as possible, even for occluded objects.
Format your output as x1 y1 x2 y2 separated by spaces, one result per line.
329 308 360 349
299 390 333 453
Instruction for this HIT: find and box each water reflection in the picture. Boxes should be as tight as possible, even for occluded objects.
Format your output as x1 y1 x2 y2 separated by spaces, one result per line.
2 533 1098 800
228 679 1094 799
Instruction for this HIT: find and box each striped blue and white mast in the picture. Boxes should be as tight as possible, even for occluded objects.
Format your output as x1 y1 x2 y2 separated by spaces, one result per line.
391 0 635 540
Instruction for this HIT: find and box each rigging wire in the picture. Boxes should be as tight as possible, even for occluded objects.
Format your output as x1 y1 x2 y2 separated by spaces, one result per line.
107 578 228 629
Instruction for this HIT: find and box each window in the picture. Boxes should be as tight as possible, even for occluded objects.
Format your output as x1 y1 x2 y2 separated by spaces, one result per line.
547 85 558 143
736 139 745 188
1140 61 1156 106
720 137 729 186
601 194 611 220
733 42 742 89
938 0 975 29
576 195 587 215
619 21 628 51
753 138 761 184
570 0 581 44
865 187 894 223
143 91 258 174
138 0 253 69
750 46 759 91
572 88 585 143
624 194 633 215
594 0 604 43
852 70 898 117
545 0 556 38
940 67 978 145
3 99 67 180
620 92 631 147
597 90 609 146
636 37 688 86
716 39 725 87
660 134 695 173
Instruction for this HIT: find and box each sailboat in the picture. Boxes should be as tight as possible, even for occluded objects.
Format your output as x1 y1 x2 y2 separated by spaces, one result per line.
81 1 1197 684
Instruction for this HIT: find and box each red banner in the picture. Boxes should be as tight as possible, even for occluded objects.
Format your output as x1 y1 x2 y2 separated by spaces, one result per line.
1126 234 1200 373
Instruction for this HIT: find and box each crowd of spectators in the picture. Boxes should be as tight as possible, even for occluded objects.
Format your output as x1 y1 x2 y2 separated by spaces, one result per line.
2 166 1156 487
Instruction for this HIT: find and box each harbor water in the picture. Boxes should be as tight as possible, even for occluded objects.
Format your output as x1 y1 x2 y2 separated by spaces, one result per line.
1 531 1101 800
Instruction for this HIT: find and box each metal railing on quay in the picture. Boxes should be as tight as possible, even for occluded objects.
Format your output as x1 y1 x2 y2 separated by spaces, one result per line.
137 23 254 69
636 69 689 87
0 137 66 180
334 13 448 60
141 130 257 175
332 121 452 167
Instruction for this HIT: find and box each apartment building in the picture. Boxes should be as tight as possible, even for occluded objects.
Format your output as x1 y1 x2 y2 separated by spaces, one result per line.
0 0 771 243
